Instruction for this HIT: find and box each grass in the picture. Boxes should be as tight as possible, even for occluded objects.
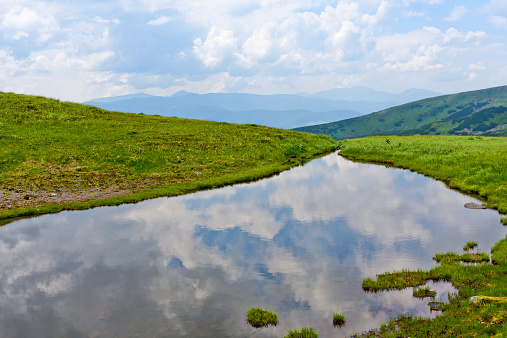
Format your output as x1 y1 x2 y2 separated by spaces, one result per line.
332 313 346 326
413 285 437 298
464 241 479 251
245 307 278 328
433 251 490 264
339 135 507 337
0 92 338 220
283 326 319 338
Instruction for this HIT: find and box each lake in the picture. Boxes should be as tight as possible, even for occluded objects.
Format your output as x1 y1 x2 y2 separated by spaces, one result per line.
0 152 505 337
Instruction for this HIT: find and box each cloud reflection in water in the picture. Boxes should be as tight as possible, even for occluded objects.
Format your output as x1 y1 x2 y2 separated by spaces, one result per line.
0 153 505 337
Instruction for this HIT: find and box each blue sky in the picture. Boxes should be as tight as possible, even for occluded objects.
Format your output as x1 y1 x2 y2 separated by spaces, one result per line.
1 0 506 102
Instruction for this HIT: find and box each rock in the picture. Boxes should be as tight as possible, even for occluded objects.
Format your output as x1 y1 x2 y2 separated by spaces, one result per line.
469 296 483 305
50 193 57 197
464 203 486 209
98 310 111 320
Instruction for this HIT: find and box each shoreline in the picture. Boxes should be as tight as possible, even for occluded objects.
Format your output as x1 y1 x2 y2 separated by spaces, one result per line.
0 147 337 223
339 136 507 337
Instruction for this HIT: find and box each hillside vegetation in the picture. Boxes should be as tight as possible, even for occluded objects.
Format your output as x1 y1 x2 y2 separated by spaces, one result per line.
0 92 338 220
296 85 507 140
339 136 507 337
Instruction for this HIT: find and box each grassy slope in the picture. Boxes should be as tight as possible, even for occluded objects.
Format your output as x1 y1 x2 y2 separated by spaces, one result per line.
338 136 507 337
296 85 507 140
0 92 338 220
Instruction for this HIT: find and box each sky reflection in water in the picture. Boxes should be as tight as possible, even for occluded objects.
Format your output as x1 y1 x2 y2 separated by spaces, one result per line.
0 153 505 337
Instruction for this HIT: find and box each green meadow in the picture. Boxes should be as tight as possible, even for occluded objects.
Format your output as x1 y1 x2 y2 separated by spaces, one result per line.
0 92 338 220
339 135 507 337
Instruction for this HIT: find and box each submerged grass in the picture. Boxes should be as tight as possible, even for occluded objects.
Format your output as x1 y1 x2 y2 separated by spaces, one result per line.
339 135 507 337
0 92 338 220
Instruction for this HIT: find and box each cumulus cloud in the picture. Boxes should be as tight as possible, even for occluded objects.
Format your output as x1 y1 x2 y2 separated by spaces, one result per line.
1 5 59 41
0 0 504 100
193 26 238 68
374 26 487 73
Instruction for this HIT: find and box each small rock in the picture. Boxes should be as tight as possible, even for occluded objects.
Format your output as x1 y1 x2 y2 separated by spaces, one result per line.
88 332 102 338
98 310 111 320
465 203 486 209
50 193 57 197
469 296 483 305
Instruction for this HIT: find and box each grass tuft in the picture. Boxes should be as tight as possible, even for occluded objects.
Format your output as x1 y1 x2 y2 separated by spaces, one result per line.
413 285 437 298
283 326 319 338
332 313 346 326
245 307 278 328
464 241 479 251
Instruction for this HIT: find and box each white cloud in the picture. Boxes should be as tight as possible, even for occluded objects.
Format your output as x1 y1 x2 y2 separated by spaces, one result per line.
374 26 487 73
445 5 468 22
403 10 425 18
0 0 504 101
241 26 274 65
490 15 507 28
1 5 59 41
468 62 486 71
147 15 172 25
193 26 238 68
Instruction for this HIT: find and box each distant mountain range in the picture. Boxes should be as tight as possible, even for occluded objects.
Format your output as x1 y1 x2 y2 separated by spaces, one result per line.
295 85 507 139
84 87 441 129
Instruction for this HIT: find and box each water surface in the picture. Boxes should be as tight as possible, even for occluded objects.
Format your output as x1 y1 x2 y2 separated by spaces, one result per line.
0 153 505 337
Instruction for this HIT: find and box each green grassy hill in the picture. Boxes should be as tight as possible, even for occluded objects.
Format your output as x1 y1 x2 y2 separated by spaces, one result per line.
0 92 337 220
295 85 507 140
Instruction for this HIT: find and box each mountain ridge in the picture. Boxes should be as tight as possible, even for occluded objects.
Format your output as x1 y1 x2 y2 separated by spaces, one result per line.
294 85 507 139
84 87 441 129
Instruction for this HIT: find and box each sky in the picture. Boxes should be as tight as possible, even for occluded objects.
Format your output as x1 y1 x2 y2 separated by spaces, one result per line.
1 0 506 102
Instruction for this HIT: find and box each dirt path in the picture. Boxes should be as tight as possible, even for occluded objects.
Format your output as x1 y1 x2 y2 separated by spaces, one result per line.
0 186 135 211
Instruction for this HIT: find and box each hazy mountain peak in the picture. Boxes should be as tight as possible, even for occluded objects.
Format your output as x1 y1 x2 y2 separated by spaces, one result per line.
170 90 193 97
86 92 155 103
310 86 441 104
